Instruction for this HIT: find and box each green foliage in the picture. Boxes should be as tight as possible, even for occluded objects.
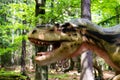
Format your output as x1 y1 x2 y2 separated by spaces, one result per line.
92 0 120 23
49 73 69 79
40 0 81 23
0 0 35 56
0 0 82 57
0 0 119 69
0 69 27 80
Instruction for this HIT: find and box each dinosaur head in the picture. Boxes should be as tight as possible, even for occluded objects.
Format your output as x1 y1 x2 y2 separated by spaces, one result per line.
28 23 82 65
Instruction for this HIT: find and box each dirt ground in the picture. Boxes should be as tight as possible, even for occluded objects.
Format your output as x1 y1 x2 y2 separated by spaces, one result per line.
48 70 115 80
27 68 115 80
2 66 116 80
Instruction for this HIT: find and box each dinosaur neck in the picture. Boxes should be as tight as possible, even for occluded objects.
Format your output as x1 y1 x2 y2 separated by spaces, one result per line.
70 42 120 71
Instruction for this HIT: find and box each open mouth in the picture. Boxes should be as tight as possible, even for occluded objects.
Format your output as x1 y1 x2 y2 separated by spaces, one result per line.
28 37 80 65
28 38 62 55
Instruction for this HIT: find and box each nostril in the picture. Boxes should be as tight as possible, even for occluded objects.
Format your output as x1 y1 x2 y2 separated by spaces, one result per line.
37 53 43 56
39 54 43 56
32 29 37 34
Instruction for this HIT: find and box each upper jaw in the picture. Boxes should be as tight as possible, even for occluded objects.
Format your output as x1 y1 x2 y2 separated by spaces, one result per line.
28 25 81 42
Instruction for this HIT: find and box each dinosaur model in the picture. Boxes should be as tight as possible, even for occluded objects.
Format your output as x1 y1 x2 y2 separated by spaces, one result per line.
28 18 120 76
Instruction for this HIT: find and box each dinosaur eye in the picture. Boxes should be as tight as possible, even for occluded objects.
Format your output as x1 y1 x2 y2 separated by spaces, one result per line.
32 29 37 34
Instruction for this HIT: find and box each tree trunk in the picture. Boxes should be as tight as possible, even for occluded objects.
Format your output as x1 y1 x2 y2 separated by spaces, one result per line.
35 46 48 80
80 0 94 80
80 51 94 80
21 29 26 76
81 0 91 20
35 0 46 17
116 6 119 24
21 28 29 78
21 1 30 79
35 0 48 80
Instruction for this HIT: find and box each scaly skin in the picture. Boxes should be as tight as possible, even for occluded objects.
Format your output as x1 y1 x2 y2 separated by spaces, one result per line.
28 23 120 73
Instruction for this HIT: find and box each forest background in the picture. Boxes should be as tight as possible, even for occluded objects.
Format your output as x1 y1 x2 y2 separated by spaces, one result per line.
0 0 120 80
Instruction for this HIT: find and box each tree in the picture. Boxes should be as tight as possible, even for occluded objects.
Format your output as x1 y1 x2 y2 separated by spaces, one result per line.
21 20 27 76
80 0 94 80
34 0 48 80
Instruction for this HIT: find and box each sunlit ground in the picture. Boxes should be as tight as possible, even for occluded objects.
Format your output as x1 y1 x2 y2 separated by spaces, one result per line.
0 66 115 80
